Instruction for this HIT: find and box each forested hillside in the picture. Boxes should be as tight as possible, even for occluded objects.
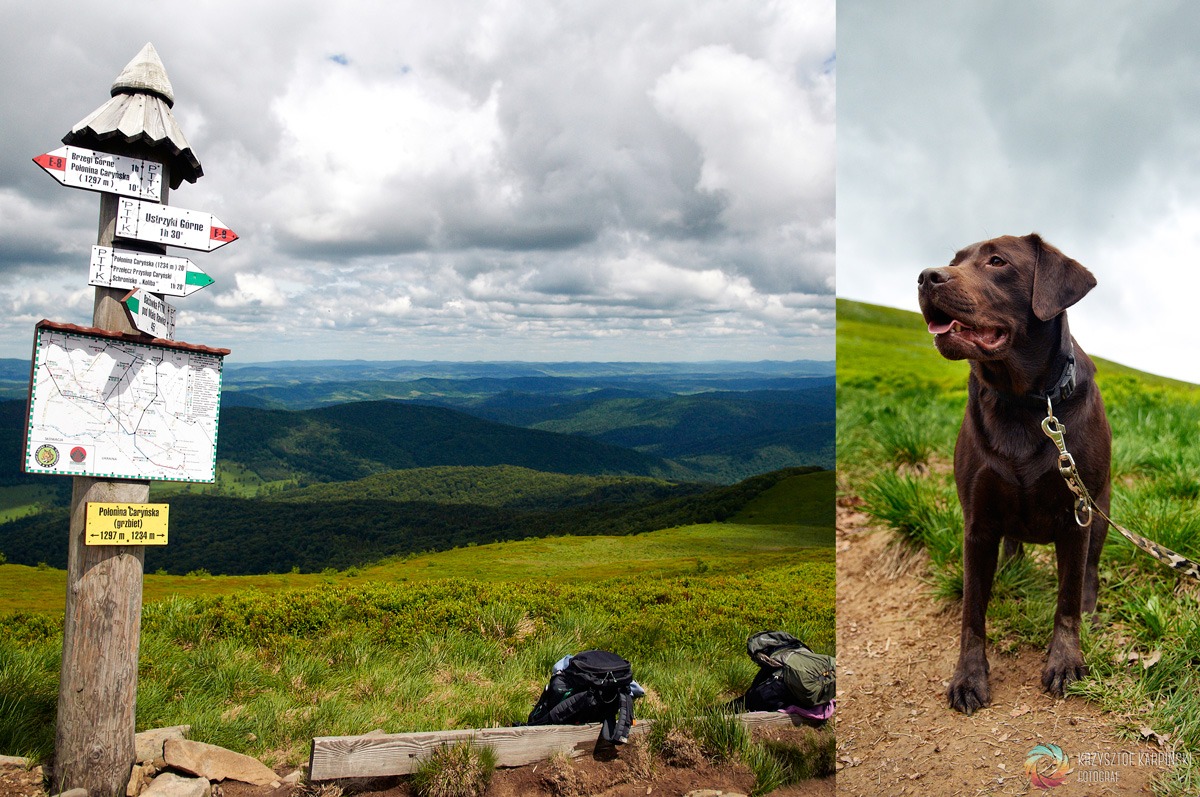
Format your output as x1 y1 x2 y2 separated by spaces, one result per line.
0 466 824 575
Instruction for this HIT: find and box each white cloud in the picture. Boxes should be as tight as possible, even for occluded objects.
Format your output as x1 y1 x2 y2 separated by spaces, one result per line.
213 274 287 309
0 0 835 363
652 44 834 229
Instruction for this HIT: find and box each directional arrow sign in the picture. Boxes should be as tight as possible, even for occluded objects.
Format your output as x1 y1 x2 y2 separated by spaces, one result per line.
123 289 177 339
33 145 163 201
89 246 214 297
115 197 238 252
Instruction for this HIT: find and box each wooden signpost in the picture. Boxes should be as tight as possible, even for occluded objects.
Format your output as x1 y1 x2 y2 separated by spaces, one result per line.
27 43 232 797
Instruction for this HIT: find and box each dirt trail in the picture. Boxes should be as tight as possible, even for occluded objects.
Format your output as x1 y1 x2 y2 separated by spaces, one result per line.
835 500 1172 796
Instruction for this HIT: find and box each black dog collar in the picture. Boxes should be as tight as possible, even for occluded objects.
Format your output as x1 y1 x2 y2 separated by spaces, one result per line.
1031 345 1077 404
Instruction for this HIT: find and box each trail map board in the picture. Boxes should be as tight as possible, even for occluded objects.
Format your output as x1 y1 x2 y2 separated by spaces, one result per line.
24 322 226 482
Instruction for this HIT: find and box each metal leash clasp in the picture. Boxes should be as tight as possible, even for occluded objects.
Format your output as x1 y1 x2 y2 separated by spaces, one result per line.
1041 407 1074 477
1042 397 1093 527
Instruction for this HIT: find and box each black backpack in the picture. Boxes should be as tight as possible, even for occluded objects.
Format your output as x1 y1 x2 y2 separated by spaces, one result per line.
527 650 636 744
743 631 835 710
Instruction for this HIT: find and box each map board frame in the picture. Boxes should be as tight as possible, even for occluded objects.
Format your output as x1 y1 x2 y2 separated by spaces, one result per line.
24 320 230 483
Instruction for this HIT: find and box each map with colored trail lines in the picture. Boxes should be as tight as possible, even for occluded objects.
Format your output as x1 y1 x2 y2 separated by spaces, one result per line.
24 327 224 482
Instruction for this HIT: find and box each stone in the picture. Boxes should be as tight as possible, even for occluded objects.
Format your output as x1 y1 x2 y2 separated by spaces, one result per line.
127 764 147 797
136 725 192 764
50 790 88 797
164 739 278 786
0 755 34 768
282 770 303 785
142 773 210 797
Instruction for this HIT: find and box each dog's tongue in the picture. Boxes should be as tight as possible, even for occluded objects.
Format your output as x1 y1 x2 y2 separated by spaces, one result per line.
927 320 955 334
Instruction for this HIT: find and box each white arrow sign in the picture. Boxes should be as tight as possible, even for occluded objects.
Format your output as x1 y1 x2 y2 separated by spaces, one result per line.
89 246 214 297
33 146 163 201
116 198 238 252
123 289 177 339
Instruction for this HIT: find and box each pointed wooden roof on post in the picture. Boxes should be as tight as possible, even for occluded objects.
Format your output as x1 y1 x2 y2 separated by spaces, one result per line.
63 42 203 188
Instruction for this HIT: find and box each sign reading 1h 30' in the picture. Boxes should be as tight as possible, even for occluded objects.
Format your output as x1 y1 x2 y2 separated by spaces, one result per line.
33 145 162 201
116 197 238 252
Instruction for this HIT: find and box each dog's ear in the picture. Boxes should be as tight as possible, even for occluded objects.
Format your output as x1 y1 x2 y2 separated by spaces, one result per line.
1028 234 1096 320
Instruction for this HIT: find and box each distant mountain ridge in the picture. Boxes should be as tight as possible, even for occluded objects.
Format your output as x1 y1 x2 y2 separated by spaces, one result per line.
217 400 673 483
0 357 834 491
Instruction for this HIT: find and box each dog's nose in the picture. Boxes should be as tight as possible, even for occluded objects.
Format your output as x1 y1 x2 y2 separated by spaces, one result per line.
918 267 950 286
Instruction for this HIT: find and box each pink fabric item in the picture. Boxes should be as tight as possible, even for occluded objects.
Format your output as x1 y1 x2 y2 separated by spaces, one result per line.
780 701 835 721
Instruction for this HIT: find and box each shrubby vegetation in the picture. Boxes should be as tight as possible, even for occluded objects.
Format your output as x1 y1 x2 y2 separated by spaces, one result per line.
0 559 833 766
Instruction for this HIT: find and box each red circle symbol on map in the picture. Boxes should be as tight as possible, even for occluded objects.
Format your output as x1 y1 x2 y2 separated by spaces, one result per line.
70 447 87 463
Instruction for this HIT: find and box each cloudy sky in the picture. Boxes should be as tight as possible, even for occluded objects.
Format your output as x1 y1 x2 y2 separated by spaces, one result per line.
839 0 1200 384
0 0 833 364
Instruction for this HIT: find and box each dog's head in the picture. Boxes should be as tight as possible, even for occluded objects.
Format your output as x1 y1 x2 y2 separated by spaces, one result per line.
916 234 1095 362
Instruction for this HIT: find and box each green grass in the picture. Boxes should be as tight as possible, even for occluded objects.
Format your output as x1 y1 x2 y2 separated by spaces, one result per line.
1 559 833 767
839 299 1200 796
731 468 833 526
645 705 835 795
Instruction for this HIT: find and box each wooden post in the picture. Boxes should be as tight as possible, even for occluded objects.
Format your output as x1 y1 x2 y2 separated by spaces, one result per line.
53 156 171 797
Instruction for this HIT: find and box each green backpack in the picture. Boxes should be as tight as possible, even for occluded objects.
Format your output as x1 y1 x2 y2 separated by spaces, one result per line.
747 630 836 708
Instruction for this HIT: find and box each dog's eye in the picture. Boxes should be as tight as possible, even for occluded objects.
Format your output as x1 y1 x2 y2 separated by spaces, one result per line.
987 256 1006 267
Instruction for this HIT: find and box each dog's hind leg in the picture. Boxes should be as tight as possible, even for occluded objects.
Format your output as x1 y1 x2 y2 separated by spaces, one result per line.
1001 537 1025 562
1082 486 1111 617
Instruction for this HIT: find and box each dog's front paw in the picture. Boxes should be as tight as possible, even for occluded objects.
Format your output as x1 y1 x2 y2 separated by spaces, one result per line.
1042 653 1088 697
948 666 990 715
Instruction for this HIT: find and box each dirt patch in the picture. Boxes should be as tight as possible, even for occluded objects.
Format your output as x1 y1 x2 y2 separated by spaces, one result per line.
835 501 1169 796
0 766 41 797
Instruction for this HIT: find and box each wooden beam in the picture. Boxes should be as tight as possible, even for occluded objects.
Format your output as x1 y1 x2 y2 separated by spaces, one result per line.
309 712 810 781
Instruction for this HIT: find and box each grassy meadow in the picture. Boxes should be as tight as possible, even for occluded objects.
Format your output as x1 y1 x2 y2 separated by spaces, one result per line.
0 469 834 789
837 298 1200 796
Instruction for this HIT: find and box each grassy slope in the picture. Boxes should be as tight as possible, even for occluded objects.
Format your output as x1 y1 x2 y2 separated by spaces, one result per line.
0 469 832 615
0 468 834 771
836 297 1195 391
838 298 1200 796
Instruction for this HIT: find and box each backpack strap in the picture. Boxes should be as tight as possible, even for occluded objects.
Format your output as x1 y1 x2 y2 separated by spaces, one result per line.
600 690 635 744
542 690 600 725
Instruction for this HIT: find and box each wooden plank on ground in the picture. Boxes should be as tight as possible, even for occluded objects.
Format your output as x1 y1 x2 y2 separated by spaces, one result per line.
309 711 807 780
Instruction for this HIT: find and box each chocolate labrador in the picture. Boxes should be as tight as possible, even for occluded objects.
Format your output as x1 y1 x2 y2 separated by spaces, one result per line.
917 233 1111 715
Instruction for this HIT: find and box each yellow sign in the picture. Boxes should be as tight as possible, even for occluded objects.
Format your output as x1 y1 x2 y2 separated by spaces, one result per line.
85 503 169 546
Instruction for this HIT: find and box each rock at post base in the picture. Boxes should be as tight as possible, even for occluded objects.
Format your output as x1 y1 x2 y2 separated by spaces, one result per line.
164 739 277 786
137 726 192 764
142 772 211 797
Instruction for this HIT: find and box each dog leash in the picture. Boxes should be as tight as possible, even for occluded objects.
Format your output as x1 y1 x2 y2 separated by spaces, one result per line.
1042 397 1200 580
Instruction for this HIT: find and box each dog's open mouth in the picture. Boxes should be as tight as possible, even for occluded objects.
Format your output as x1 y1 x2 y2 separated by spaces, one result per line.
924 312 1008 352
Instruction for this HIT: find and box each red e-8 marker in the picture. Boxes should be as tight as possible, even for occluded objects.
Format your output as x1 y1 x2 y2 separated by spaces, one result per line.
33 145 163 201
